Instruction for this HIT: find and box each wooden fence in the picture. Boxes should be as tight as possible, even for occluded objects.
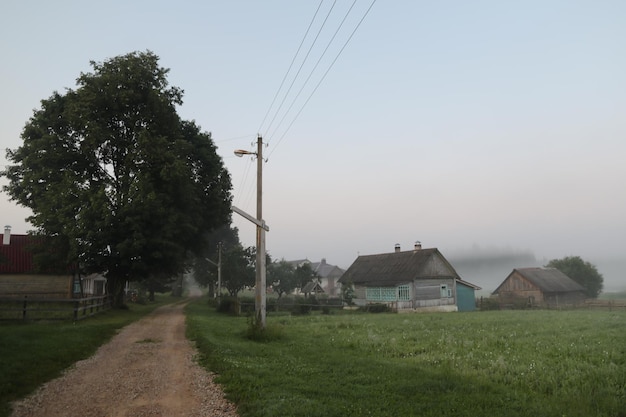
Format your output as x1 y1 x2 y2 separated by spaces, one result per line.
0 295 113 321
583 299 626 311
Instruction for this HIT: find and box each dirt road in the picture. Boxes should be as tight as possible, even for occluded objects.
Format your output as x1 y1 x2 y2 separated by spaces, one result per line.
10 303 238 417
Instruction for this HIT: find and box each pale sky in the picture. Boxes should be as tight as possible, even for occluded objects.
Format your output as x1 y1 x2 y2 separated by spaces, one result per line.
1 1 625 290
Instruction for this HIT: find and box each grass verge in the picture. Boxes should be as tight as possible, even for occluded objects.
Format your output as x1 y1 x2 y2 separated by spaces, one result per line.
0 295 172 417
186 301 626 417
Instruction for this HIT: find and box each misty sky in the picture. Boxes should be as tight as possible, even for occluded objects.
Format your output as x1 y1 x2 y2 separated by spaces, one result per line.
1 1 625 290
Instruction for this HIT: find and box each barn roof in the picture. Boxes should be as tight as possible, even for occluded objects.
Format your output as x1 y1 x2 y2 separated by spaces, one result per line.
495 267 585 294
0 234 35 274
339 248 460 287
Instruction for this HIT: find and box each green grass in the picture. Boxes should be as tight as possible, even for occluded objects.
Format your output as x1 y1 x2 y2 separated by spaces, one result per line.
186 302 626 417
0 295 172 417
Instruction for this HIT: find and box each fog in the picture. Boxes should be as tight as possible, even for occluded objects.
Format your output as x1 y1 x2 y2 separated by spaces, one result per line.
445 247 625 295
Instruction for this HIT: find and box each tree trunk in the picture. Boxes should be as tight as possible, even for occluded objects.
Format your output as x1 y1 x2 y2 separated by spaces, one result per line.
107 275 126 308
207 280 215 298
171 274 184 297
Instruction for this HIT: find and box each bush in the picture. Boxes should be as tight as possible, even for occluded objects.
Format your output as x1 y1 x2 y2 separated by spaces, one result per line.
239 296 255 315
245 317 284 342
362 303 391 313
217 297 240 315
478 297 500 311
206 297 218 308
291 298 312 316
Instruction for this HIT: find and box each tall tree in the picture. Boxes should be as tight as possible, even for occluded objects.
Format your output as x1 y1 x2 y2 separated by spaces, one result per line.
221 245 255 297
2 51 232 306
294 263 319 289
268 259 297 298
193 225 241 297
545 256 604 298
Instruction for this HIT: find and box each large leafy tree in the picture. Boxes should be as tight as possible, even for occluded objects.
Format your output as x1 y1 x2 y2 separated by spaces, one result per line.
193 225 241 297
2 51 231 306
268 259 298 298
221 245 256 297
545 256 604 298
294 263 319 289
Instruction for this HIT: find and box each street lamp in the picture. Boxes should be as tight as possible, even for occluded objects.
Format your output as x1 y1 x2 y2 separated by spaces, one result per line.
234 135 267 329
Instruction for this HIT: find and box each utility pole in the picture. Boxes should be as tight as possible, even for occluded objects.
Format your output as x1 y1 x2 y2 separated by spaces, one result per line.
255 135 266 329
233 135 267 329
206 241 222 299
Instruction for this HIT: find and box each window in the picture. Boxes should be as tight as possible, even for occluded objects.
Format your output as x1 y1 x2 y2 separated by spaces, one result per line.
398 285 410 301
367 285 411 302
440 284 452 298
73 276 82 295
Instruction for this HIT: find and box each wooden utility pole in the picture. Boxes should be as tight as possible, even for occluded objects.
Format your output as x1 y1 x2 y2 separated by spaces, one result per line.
255 135 266 328
233 135 267 329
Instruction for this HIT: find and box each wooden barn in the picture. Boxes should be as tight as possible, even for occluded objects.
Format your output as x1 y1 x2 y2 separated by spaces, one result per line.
492 267 586 308
0 227 100 299
338 243 481 312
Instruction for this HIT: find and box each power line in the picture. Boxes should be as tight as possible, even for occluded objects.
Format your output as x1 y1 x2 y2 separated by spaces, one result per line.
237 0 377 210
257 0 325 135
267 0 377 158
261 0 338 139
266 0 359 144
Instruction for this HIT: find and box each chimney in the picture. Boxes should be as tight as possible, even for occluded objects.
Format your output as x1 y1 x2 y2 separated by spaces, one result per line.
414 241 422 251
394 243 401 253
3 225 11 245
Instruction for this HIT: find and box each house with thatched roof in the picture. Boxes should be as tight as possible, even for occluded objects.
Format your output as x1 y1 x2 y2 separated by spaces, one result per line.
338 243 481 312
492 267 586 308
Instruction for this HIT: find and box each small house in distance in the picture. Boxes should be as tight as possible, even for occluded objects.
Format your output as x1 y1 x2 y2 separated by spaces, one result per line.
492 267 586 308
338 243 481 312
285 258 345 296
310 259 345 296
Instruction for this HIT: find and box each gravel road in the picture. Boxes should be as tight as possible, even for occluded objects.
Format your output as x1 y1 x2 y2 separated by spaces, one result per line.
10 302 238 417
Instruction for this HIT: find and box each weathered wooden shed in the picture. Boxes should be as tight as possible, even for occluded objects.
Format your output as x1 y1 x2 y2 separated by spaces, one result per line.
492 267 586 308
338 244 481 312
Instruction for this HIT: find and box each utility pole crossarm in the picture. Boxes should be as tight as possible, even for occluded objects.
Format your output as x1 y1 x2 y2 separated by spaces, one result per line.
232 206 269 231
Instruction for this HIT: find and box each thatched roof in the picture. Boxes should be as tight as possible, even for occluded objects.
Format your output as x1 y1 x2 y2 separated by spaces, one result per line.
339 248 460 287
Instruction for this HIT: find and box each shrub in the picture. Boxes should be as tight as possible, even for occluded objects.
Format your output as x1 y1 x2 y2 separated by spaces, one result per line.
362 303 391 313
478 297 500 311
245 316 284 342
239 296 255 315
291 298 312 316
217 297 240 315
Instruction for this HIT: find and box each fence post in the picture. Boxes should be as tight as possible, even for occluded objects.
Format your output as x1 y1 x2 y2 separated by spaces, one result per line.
73 300 79 320
22 296 27 320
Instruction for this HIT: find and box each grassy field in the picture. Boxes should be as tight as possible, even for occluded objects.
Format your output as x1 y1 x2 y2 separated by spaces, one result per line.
186 302 626 417
0 295 172 417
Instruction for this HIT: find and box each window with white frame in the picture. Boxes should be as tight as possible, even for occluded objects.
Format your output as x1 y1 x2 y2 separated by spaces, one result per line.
398 285 410 301
367 285 411 302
